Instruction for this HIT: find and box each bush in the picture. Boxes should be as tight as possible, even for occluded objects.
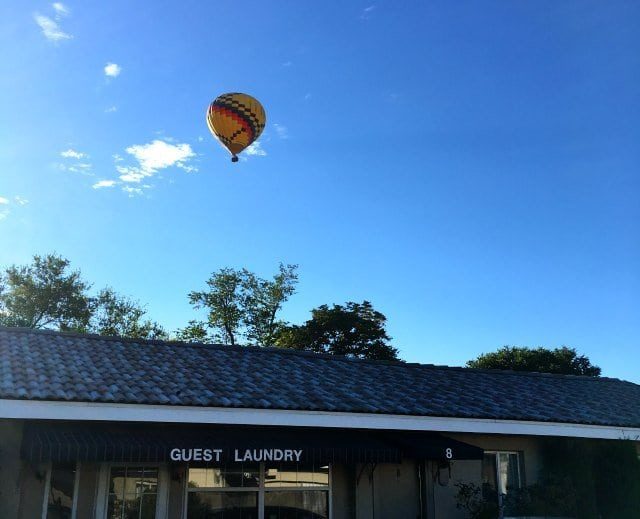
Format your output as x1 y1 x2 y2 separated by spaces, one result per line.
454 482 499 519
536 438 640 519
455 439 640 519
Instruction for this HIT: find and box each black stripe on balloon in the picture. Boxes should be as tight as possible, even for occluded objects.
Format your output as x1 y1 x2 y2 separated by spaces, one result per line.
215 100 260 135
228 127 247 142
213 103 255 142
214 100 260 139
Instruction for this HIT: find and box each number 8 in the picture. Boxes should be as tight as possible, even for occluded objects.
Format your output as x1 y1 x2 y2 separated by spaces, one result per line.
445 448 453 459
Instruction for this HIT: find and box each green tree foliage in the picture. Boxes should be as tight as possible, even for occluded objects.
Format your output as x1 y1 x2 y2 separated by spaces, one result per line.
242 264 298 346
454 482 499 519
529 438 640 518
0 254 164 339
183 268 244 345
90 288 167 340
467 346 601 376
276 301 400 361
180 264 298 346
592 440 640 518
458 439 640 519
175 320 210 343
0 254 92 330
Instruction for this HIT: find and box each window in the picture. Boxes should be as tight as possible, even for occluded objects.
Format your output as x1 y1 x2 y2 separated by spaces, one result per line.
482 451 522 514
44 463 78 519
187 464 259 519
187 463 330 519
107 466 159 519
264 463 329 519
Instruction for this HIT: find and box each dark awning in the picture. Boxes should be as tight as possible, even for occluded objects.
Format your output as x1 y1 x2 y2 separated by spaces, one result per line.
388 431 485 461
21 421 483 464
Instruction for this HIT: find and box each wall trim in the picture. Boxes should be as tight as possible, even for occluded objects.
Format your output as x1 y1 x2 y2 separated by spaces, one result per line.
1 399 639 441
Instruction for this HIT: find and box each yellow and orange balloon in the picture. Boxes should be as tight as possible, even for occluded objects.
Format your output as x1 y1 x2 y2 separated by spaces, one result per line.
206 93 266 162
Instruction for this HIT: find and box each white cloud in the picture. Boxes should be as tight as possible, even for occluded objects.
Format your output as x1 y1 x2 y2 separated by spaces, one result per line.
59 149 92 175
304 93 312 101
90 139 197 197
104 106 118 113
122 186 144 197
116 166 146 183
0 195 15 221
60 149 85 159
52 3 69 18
273 123 289 140
34 14 72 41
282 61 292 67
360 5 376 19
68 163 93 175
92 180 117 189
108 139 198 194
245 141 267 157
125 139 195 176
154 133 175 142
104 63 121 77
0 195 28 222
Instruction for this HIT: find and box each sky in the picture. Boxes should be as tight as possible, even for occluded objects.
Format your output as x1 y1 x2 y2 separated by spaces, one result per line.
1 1 638 382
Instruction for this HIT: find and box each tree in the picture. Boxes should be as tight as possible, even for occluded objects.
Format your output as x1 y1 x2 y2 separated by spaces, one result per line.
275 301 400 361
0 254 92 330
180 264 298 346
183 268 244 345
0 253 165 340
242 264 298 346
89 288 167 340
175 320 210 343
466 346 601 376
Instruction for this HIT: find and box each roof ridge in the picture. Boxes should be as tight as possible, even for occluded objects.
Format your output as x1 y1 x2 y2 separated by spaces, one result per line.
0 325 410 367
0 326 633 386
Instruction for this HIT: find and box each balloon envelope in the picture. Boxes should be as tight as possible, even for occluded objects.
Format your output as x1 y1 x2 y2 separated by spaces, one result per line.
206 93 266 162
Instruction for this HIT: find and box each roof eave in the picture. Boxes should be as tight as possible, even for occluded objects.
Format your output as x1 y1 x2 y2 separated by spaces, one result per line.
1 399 638 441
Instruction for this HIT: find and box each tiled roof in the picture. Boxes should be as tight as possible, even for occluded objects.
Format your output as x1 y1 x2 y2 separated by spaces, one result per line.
1 327 639 428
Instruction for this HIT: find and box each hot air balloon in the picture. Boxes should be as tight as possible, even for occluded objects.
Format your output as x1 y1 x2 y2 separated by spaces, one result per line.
206 93 266 162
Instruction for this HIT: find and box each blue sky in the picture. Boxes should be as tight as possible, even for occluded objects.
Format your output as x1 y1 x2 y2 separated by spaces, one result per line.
1 1 638 381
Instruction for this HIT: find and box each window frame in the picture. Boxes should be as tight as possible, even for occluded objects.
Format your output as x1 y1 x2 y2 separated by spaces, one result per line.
96 462 170 519
483 450 523 514
183 462 333 519
41 461 80 519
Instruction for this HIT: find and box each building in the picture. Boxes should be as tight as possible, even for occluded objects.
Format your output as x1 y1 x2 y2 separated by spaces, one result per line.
0 326 639 518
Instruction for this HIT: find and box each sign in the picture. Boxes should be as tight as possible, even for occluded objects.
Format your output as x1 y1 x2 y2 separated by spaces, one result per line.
170 448 304 463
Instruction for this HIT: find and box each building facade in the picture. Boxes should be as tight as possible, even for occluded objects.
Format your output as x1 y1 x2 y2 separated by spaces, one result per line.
0 327 639 518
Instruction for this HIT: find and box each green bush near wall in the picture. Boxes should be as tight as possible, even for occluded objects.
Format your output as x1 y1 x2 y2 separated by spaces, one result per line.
456 439 640 518
591 440 640 519
512 438 640 519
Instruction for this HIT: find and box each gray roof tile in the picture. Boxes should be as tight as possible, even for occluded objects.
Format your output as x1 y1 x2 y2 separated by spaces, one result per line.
1 327 639 428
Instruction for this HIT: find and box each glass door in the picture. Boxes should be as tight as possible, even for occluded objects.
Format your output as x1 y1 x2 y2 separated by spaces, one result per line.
185 463 330 519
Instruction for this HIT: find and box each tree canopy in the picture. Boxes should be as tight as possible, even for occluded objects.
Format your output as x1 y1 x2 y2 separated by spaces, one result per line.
0 254 92 330
1 255 405 360
89 288 167 340
0 253 166 339
466 346 601 376
179 264 298 346
276 300 400 361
